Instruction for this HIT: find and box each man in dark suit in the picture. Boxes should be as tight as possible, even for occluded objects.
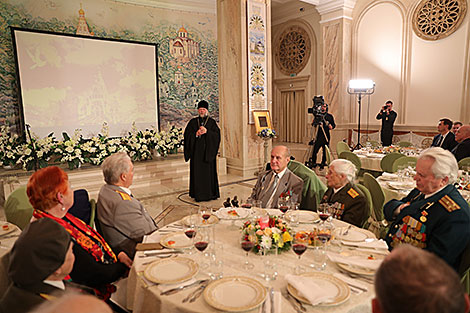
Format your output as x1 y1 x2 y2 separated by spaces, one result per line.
431 118 457 151
452 125 470 162
376 100 397 146
249 145 303 208
320 159 369 227
311 103 336 170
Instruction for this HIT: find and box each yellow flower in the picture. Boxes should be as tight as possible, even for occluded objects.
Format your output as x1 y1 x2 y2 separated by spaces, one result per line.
282 231 292 243
263 228 273 236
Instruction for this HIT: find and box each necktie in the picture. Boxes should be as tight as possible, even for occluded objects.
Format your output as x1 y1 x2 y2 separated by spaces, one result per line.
436 135 443 147
265 174 280 208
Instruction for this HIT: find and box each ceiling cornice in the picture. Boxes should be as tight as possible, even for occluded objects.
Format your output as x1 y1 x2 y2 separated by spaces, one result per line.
111 0 216 14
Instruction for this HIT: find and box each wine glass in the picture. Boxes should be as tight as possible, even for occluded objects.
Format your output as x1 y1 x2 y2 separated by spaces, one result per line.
240 229 257 270
199 206 212 224
316 222 333 270
317 203 332 226
292 231 308 274
194 226 210 269
278 198 290 220
184 221 197 255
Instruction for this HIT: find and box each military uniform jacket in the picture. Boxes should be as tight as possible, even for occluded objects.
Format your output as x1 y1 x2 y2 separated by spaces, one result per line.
384 185 470 270
0 282 64 313
250 169 303 208
320 183 369 227
97 184 157 254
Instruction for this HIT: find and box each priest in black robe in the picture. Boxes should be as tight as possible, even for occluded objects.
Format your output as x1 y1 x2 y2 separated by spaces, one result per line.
184 100 220 202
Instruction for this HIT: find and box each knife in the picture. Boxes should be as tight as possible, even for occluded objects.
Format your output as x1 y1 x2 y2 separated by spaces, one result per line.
160 279 208 295
269 288 275 313
141 250 184 257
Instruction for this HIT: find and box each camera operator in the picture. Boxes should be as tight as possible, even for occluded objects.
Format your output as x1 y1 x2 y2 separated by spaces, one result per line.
376 100 397 146
312 103 336 170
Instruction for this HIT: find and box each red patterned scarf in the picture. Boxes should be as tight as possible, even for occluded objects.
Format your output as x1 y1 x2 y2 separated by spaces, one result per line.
33 209 117 263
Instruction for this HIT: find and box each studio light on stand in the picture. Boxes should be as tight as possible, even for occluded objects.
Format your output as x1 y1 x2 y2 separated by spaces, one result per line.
347 79 375 150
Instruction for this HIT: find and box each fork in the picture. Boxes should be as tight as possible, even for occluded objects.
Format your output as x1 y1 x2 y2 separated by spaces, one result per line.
182 281 208 303
342 225 352 236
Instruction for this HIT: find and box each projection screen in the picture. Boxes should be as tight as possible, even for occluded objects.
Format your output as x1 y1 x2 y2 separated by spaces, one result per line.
11 28 159 138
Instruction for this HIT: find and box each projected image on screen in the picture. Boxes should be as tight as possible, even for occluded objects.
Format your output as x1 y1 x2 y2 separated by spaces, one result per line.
12 29 159 138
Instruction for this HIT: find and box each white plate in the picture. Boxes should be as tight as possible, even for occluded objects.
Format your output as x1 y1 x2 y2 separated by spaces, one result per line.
160 232 193 249
287 272 350 306
335 227 374 242
285 210 317 223
387 181 415 190
379 173 399 181
182 214 219 227
144 257 198 284
0 222 16 238
204 276 267 312
335 250 385 276
216 207 251 220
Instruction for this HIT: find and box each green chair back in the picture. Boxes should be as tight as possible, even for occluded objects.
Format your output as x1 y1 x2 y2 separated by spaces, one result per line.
392 156 417 172
4 186 34 230
398 141 413 147
336 141 350 158
288 160 327 211
363 173 385 221
458 157 470 170
325 145 333 166
380 153 404 173
339 151 362 175
355 183 373 228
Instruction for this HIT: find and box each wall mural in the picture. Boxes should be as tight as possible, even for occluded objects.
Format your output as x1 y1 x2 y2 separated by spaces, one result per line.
0 0 218 133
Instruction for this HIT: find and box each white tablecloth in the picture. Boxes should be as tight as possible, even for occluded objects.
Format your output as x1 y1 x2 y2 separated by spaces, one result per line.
355 152 384 172
127 211 379 313
0 222 21 258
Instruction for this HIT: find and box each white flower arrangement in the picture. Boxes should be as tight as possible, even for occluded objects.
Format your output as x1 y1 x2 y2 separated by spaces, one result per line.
0 124 21 167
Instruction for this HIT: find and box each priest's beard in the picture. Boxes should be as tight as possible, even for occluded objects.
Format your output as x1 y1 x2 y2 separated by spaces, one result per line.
199 112 209 118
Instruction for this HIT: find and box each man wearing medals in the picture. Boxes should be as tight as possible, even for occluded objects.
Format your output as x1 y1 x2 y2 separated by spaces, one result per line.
320 159 369 227
183 100 221 202
384 147 470 270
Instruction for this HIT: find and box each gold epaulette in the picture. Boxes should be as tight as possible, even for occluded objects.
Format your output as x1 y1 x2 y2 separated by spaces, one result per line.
115 190 131 201
39 293 56 300
438 195 460 212
347 188 359 199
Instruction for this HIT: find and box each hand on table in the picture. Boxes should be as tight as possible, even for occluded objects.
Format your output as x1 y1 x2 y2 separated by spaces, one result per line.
118 251 133 268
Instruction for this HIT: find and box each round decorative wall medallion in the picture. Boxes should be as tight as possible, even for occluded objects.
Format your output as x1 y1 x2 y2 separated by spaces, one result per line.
275 25 311 75
412 0 467 40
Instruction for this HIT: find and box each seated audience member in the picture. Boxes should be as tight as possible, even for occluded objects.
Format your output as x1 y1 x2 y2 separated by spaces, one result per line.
384 147 470 270
31 292 111 313
373 244 470 313
452 125 470 162
0 218 75 313
431 118 457 151
320 159 369 227
453 121 463 134
249 145 303 208
97 152 157 257
27 166 130 299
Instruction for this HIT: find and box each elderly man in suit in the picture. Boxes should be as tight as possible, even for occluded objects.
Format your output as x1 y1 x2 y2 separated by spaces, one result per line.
431 118 457 151
452 125 470 162
249 145 303 208
97 152 157 257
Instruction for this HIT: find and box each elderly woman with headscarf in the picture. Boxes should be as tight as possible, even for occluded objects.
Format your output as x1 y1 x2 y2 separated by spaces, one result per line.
27 166 131 298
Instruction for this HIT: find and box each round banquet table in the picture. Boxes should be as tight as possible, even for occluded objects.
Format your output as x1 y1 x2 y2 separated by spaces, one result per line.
0 221 21 258
127 210 381 313
354 152 384 172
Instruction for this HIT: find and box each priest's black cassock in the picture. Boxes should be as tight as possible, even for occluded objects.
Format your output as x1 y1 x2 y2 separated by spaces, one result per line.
183 115 220 202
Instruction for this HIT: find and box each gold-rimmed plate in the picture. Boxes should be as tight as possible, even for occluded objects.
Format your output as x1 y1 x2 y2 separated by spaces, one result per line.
203 276 267 312
285 210 317 223
335 227 375 242
182 214 219 227
216 207 251 220
335 250 385 276
143 256 198 284
287 272 350 306
160 232 193 249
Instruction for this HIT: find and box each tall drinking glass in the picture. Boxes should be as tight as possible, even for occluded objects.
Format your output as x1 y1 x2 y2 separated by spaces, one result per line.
240 229 257 270
292 231 308 274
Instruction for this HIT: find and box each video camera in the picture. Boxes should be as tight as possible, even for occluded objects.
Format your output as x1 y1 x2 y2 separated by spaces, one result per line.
308 96 328 126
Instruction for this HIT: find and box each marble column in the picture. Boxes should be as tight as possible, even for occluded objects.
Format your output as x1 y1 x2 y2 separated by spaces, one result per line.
316 0 356 147
217 0 272 176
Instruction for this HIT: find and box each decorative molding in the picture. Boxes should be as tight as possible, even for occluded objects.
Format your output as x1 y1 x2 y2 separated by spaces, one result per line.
412 0 467 40
111 0 216 13
315 0 357 16
274 25 311 75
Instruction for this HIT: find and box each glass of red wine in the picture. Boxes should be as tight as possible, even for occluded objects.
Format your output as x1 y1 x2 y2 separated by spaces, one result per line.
292 231 308 274
278 198 290 220
199 206 212 225
240 229 257 270
184 226 197 255
193 226 210 269
317 204 332 226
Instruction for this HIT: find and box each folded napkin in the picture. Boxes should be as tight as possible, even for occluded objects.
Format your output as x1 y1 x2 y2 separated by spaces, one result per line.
380 172 399 180
332 273 368 293
259 290 281 313
341 239 388 250
157 278 197 293
327 251 382 271
284 274 333 305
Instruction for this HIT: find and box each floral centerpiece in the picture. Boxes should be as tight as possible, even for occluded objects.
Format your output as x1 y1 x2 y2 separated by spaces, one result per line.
241 215 293 254
382 145 401 154
54 129 85 170
0 124 21 167
257 128 276 139
17 133 56 170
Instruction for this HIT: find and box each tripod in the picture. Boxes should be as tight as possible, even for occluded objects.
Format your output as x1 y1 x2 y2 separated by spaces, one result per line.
305 120 329 169
353 93 364 150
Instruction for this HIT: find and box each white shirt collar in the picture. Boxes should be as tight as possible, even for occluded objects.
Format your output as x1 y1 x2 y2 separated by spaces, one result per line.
424 185 447 199
119 186 132 196
274 167 288 179
333 182 349 194
43 280 65 290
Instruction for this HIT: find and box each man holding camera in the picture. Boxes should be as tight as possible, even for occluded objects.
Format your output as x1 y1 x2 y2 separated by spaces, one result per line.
376 100 397 146
311 103 336 170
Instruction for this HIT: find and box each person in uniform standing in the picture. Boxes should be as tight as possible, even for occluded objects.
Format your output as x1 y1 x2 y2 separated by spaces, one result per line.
383 147 470 270
376 100 397 146
183 100 220 202
320 159 369 227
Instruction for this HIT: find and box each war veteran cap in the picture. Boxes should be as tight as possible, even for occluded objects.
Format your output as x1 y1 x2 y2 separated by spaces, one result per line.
8 218 71 287
197 100 209 110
